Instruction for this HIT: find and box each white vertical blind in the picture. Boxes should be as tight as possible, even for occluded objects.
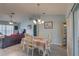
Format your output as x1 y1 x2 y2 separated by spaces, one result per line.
0 24 14 35
6 25 14 35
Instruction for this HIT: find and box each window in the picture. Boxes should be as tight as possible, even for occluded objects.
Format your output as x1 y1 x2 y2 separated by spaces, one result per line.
6 25 14 35
0 24 14 35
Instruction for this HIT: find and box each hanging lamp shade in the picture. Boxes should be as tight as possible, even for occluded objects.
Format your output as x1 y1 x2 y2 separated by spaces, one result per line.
9 13 15 25
9 21 13 24
33 20 37 24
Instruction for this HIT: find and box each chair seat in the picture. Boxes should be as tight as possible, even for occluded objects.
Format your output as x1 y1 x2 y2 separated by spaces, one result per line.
28 44 33 48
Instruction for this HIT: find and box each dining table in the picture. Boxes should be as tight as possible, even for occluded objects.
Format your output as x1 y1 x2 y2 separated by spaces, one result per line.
21 36 48 51
33 36 48 49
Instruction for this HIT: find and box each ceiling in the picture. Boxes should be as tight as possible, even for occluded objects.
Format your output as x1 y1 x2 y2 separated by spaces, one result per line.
0 3 72 22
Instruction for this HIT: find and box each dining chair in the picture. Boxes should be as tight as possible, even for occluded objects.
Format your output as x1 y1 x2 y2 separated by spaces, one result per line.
21 34 34 56
43 33 52 56
38 39 51 56
25 39 34 56
33 38 48 56
21 38 26 51
45 39 51 56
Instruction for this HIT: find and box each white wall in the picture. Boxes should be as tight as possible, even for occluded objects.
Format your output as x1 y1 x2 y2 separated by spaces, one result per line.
19 17 34 36
38 15 65 45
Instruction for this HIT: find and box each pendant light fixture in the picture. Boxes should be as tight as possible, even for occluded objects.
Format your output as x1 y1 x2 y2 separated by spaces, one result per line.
9 12 15 25
33 3 44 24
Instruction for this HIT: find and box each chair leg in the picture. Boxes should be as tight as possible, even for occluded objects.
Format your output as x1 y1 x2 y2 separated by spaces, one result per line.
47 50 49 56
26 47 29 56
38 49 40 55
32 48 34 56
22 45 25 51
43 51 46 56
43 49 48 56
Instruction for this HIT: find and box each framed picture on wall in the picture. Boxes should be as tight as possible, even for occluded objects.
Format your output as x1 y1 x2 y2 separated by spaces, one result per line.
27 25 32 29
44 21 53 29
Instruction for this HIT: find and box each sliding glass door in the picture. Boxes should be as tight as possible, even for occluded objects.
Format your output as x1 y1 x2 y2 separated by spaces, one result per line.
73 4 79 56
67 4 79 56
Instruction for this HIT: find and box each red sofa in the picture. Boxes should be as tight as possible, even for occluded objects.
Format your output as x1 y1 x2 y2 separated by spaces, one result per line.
1 33 24 48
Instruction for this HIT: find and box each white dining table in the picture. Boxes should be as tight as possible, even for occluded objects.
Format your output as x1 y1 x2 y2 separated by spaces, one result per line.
33 37 48 49
21 36 48 50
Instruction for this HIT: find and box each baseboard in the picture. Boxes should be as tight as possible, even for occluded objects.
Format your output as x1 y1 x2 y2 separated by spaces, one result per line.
52 43 62 46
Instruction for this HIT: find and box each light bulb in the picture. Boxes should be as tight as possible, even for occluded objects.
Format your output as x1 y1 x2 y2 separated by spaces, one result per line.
38 19 41 23
33 20 37 24
41 21 44 24
9 21 13 24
